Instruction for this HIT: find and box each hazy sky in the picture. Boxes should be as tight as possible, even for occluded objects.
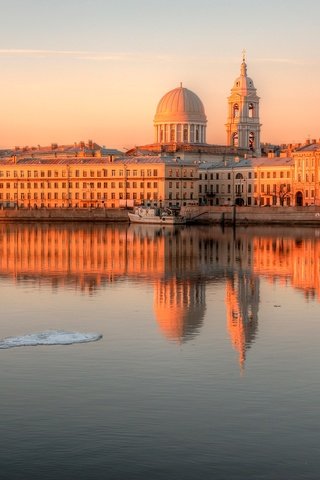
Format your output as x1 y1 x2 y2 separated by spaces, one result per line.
1 0 319 148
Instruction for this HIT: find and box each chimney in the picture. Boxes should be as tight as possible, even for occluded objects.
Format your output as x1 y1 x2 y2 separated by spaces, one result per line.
306 139 311 145
88 139 93 149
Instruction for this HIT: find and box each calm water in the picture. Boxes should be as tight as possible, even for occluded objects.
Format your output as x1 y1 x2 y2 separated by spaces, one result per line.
1 222 320 479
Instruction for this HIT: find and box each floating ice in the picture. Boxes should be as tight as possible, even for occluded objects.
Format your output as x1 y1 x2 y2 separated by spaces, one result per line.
0 330 103 349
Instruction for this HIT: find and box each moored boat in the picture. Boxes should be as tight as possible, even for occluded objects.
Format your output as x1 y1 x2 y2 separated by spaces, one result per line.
128 206 186 225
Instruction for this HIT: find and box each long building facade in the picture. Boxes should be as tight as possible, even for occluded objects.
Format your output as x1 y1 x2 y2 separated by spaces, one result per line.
0 155 198 209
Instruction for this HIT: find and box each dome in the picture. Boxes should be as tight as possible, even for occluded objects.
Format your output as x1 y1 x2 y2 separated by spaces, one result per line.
154 85 207 124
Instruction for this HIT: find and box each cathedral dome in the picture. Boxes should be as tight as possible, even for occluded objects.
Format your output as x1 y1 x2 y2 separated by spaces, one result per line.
154 85 207 124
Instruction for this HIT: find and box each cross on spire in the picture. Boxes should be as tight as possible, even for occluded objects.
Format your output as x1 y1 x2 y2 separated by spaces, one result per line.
242 48 246 63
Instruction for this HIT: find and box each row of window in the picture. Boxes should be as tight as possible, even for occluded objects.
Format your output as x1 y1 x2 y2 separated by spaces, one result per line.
0 191 195 201
199 171 291 180
0 181 160 190
0 168 160 178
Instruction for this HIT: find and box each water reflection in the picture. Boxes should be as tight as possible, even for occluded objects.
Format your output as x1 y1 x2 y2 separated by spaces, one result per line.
0 223 320 363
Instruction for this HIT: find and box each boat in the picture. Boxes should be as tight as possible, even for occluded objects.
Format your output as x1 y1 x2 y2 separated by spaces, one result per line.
128 206 186 225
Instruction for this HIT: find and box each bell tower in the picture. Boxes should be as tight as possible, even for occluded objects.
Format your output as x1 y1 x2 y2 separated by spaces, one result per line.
226 52 261 156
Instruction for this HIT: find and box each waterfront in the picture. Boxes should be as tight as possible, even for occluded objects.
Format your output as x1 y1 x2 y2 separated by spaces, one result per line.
1 223 320 479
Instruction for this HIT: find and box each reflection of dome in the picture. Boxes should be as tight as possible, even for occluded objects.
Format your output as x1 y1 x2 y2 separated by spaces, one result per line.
154 279 206 343
154 85 207 144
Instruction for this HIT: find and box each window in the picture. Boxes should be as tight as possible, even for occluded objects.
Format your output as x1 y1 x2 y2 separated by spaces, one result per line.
153 170 158 176
111 170 116 177
248 103 254 118
232 132 239 147
228 173 231 180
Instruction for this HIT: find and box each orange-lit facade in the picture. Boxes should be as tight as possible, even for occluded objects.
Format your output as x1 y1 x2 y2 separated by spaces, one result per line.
0 156 198 209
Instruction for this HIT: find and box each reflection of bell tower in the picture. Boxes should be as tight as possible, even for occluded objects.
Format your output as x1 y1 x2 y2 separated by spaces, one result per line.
154 278 206 343
226 52 261 156
225 273 260 370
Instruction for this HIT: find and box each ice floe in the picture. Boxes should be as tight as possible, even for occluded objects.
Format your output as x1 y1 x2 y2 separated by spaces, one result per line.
0 330 103 349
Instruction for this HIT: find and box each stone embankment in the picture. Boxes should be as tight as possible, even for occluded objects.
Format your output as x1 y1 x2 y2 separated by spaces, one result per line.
182 205 320 226
1 206 320 225
0 207 129 222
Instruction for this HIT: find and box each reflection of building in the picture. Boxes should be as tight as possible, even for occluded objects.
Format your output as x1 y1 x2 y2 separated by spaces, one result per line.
226 273 260 369
154 278 206 343
1 223 320 359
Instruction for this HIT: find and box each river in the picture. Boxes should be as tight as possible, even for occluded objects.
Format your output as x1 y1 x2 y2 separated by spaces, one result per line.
0 223 319 479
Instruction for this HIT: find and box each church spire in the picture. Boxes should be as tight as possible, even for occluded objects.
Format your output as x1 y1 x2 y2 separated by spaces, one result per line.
241 49 247 76
225 53 261 156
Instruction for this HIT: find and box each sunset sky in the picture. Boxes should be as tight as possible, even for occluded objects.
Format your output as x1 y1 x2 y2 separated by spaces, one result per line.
1 0 319 149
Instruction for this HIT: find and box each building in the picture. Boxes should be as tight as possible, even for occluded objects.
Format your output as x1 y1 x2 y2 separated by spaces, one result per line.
1 55 319 209
0 155 198 209
292 141 320 206
225 53 261 156
198 156 294 206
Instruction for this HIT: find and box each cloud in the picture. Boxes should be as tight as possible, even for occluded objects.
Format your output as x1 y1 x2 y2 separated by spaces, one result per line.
0 49 174 63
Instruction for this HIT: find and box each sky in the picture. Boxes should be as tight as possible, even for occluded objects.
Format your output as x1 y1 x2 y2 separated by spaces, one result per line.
0 0 320 149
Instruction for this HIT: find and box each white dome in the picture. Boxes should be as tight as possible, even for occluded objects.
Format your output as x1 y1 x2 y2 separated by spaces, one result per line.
154 85 207 124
